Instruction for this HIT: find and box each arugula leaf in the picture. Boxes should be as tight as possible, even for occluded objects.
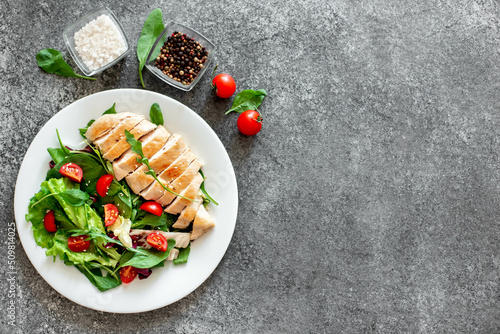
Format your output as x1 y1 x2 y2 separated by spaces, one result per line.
149 103 164 126
199 170 218 206
173 244 191 265
121 239 175 268
36 49 96 80
102 103 117 115
125 130 196 202
137 9 164 88
226 89 267 114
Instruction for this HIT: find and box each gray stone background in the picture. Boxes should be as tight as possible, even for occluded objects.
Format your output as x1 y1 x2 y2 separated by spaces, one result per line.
1 0 499 333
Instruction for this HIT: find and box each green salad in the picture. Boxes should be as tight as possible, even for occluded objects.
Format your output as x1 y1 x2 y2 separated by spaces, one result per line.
25 103 206 292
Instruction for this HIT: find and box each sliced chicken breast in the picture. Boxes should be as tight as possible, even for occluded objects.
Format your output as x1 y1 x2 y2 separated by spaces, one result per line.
102 119 157 162
125 134 186 194
156 159 203 206
129 229 191 248
173 193 203 229
85 112 137 142
165 173 204 215
94 115 144 154
190 205 215 241
140 149 196 201
113 126 170 181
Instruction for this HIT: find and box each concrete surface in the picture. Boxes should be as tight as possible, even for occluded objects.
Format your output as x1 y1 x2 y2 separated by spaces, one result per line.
1 0 499 333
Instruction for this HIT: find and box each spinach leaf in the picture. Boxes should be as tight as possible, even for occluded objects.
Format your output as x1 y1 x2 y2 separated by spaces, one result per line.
46 154 105 182
47 147 67 165
75 263 121 292
137 9 164 88
102 103 117 115
121 239 175 268
131 212 169 229
173 244 191 265
58 189 90 206
79 104 115 138
149 103 164 126
36 49 96 80
226 89 267 114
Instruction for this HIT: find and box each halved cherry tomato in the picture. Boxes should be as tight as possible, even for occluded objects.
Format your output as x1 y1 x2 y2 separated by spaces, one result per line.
147 232 168 252
59 163 83 183
139 201 163 216
43 210 57 232
104 203 119 226
96 174 114 197
68 235 90 252
120 266 138 284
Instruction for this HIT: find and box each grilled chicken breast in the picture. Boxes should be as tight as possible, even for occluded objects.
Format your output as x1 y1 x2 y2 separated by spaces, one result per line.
89 112 215 241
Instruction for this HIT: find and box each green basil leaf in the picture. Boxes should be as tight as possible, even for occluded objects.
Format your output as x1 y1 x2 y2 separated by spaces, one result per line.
102 103 117 115
226 89 267 114
58 189 90 206
36 49 96 80
173 244 191 265
137 9 164 88
149 103 164 126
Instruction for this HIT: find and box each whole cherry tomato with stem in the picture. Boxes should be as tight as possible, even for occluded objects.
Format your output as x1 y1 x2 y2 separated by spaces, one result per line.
237 110 263 136
211 65 236 99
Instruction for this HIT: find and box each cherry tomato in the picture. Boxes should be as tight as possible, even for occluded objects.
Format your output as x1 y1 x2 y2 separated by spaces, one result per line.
59 163 83 183
43 210 57 233
139 201 163 216
68 235 90 252
104 203 119 227
237 110 263 136
212 73 236 98
120 266 138 284
96 174 114 197
147 232 168 252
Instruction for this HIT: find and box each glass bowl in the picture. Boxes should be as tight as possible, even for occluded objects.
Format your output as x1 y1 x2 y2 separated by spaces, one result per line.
63 7 130 76
145 22 215 91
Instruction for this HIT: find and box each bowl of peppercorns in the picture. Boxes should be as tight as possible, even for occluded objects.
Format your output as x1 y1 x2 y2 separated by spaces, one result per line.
145 22 215 91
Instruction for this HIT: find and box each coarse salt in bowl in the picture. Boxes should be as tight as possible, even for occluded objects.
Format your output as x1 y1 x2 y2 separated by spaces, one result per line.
63 7 130 76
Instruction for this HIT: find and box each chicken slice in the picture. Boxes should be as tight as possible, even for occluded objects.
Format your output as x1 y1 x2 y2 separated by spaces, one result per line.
112 126 170 181
140 149 196 201
190 205 215 241
165 173 204 215
156 159 203 206
85 112 137 143
172 193 203 229
129 229 191 248
94 115 145 154
125 134 186 194
102 119 157 162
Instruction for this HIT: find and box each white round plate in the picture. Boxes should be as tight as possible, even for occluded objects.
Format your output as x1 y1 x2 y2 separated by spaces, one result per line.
14 89 238 313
